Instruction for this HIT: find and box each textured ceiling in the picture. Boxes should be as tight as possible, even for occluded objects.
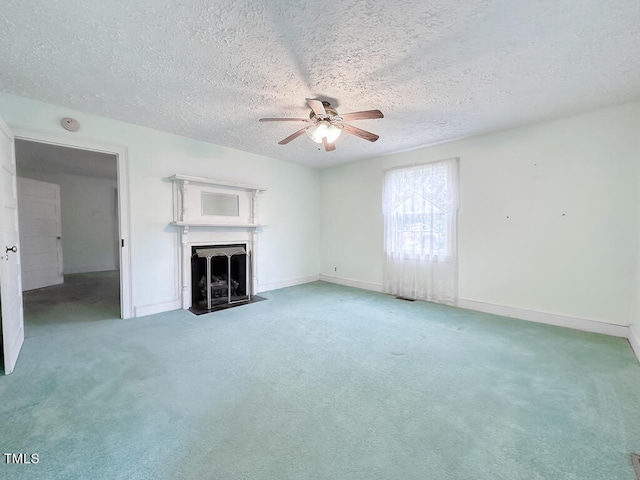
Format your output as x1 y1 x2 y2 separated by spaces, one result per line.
1 0 639 169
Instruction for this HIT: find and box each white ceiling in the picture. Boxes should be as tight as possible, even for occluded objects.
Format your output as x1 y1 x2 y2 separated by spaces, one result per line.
15 139 117 180
1 0 639 169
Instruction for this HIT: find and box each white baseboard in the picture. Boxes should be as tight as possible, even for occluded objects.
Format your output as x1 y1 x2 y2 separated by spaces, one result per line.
258 274 320 293
134 299 181 318
319 274 384 293
629 324 640 363
457 298 629 338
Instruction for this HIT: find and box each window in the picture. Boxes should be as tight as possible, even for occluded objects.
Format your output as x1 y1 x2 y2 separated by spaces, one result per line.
383 158 459 304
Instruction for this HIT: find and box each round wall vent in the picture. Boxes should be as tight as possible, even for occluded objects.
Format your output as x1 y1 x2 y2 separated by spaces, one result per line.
61 117 80 132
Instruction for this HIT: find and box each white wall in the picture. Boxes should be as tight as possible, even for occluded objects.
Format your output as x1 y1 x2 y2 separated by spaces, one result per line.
321 102 640 327
15 169 119 274
2 92 638 335
0 93 320 315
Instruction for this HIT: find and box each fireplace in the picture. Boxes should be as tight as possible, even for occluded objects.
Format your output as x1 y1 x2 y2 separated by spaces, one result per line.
169 174 266 313
190 244 251 313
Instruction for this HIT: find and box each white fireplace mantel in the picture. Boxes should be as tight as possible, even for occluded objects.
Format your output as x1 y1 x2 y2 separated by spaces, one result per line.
169 174 266 309
169 174 266 227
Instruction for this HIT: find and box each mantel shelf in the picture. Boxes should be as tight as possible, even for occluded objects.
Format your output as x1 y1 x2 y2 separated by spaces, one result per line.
169 174 266 192
171 221 264 228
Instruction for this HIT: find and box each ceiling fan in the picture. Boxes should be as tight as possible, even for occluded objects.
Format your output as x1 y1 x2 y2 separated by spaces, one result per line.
259 99 383 152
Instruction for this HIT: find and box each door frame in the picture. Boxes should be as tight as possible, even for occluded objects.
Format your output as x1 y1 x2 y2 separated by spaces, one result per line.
11 128 133 319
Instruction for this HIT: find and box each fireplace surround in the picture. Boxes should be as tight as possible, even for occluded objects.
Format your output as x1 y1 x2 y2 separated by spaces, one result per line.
170 175 266 312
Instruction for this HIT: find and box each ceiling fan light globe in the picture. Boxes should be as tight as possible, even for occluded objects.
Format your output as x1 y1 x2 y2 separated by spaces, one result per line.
306 121 342 144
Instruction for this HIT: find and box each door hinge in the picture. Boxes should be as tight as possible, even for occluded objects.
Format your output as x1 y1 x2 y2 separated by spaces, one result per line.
121 239 125 247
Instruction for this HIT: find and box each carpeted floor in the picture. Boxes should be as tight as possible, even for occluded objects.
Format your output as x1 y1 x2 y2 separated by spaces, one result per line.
1 278 640 479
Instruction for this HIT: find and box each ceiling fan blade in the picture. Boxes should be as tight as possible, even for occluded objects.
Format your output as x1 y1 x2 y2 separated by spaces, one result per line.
342 124 379 142
306 99 326 116
259 118 309 122
322 137 336 152
340 110 384 121
278 127 309 145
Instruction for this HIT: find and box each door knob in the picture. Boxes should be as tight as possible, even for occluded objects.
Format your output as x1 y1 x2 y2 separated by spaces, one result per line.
5 246 17 253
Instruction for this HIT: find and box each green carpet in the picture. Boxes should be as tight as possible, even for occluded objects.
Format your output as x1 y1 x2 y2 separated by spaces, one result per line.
1 280 640 479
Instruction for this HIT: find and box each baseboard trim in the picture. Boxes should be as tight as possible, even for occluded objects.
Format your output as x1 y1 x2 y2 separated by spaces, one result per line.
457 298 629 338
319 274 384 293
258 274 320 293
134 299 181 318
629 325 640 363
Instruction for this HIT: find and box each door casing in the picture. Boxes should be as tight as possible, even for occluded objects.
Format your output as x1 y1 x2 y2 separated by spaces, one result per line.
11 128 133 319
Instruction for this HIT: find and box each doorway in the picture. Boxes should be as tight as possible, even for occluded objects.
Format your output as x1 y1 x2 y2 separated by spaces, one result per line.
13 137 131 320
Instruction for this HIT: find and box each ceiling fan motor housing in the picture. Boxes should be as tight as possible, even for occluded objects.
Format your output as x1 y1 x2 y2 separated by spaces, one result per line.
309 103 340 121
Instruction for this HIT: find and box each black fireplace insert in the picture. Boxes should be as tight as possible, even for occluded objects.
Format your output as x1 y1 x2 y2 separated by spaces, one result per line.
190 244 249 313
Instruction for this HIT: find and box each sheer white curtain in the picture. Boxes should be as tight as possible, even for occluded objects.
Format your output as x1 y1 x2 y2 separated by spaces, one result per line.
382 158 460 305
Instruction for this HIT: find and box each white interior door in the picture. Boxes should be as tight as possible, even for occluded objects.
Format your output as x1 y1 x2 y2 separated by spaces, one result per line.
17 177 63 291
0 117 25 374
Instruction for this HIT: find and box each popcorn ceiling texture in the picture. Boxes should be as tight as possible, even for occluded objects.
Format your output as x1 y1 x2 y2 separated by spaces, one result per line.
1 0 639 168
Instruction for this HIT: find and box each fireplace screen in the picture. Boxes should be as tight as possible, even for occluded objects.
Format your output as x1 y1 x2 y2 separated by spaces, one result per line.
191 244 251 312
